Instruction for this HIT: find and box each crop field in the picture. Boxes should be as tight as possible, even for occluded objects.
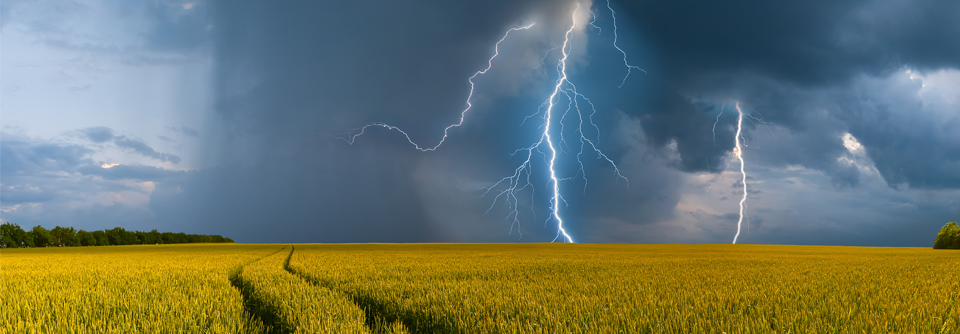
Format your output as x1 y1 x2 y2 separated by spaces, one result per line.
1 244 282 333
2 244 958 333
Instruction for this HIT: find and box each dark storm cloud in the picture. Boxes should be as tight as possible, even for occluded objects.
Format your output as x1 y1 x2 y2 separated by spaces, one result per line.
141 0 958 244
620 0 960 85
145 0 597 243
613 0 960 189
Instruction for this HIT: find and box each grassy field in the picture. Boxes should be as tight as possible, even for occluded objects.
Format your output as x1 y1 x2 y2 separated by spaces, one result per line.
2 243 958 333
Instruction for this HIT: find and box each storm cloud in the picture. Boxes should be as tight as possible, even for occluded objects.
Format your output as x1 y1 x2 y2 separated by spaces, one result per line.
150 0 957 244
4 0 957 245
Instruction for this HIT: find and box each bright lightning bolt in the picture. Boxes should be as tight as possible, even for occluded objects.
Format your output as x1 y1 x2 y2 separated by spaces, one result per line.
481 3 630 243
345 2 636 243
340 23 536 151
732 102 748 244
542 8 579 243
606 0 646 88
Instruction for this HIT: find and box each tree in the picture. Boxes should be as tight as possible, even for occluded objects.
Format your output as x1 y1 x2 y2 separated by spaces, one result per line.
1 223 16 248
77 230 96 246
934 222 959 249
146 229 161 244
51 226 80 247
106 227 125 245
23 232 35 247
2 222 22 248
1 222 31 248
134 231 147 245
31 226 55 247
0 222 233 247
91 230 109 246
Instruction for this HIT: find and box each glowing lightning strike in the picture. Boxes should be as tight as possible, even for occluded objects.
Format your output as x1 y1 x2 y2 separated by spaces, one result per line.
481 4 629 243
340 23 536 151
732 102 748 244
542 8 580 243
346 3 635 243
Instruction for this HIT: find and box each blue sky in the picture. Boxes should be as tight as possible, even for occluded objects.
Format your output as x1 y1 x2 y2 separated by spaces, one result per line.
2 0 958 245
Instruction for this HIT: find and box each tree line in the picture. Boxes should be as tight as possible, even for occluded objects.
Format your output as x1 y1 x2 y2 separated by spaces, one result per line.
0 222 234 248
934 222 959 249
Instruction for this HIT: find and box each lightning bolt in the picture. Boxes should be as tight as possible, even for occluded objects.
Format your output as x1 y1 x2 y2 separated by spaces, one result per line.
482 4 630 243
589 10 602 34
712 103 725 147
341 23 536 151
345 2 637 243
606 0 646 88
732 102 748 244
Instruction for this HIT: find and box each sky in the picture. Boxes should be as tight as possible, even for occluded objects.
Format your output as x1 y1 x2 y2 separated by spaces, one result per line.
1 0 958 245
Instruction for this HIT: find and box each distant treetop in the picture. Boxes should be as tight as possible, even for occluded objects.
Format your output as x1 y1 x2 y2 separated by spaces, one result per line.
933 222 959 249
0 222 234 248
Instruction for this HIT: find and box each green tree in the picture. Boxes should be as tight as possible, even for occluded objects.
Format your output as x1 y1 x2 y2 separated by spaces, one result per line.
134 231 147 245
51 226 80 247
31 226 55 247
934 222 959 249
146 229 161 244
1 222 30 248
1 222 17 248
77 230 96 246
22 230 35 247
106 227 125 245
92 230 109 246
2 222 233 247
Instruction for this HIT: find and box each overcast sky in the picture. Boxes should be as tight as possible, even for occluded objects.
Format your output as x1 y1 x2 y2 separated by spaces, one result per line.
2 0 958 245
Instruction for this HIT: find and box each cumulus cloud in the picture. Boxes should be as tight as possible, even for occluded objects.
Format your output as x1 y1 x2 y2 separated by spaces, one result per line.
78 127 181 164
0 131 186 232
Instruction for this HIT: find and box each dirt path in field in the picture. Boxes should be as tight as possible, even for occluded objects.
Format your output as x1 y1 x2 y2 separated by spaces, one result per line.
228 245 289 334
283 247 458 334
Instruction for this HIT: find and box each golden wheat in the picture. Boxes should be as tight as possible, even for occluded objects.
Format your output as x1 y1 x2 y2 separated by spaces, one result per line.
289 243 960 334
5 243 957 333
235 246 370 333
0 244 280 334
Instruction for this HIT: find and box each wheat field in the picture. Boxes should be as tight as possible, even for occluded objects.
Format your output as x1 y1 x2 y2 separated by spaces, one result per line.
1 244 280 333
2 243 958 333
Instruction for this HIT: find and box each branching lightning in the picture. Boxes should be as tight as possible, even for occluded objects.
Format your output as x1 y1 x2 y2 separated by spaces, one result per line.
341 23 536 151
606 0 646 88
344 1 640 243
732 102 748 244
480 4 630 243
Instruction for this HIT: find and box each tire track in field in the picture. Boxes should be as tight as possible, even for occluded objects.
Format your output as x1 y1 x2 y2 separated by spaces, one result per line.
228 245 289 334
283 247 460 334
